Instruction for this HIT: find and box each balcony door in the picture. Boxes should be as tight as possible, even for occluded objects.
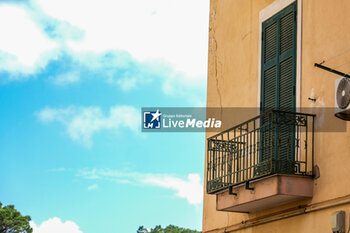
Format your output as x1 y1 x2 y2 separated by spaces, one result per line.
260 2 297 174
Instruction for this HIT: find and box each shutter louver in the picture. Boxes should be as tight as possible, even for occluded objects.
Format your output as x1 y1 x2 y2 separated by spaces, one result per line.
264 23 277 63
279 57 294 110
263 66 277 111
280 12 294 55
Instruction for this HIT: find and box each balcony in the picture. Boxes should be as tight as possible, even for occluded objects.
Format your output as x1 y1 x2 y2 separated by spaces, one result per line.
206 110 315 212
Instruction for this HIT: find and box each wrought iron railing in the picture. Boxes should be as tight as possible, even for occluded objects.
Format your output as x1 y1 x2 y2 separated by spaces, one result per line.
206 110 315 194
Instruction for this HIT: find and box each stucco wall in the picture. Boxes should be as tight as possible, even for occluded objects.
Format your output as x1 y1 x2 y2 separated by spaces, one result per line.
203 0 350 232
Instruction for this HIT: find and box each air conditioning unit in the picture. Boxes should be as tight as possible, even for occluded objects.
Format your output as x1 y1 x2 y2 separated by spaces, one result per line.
335 77 350 120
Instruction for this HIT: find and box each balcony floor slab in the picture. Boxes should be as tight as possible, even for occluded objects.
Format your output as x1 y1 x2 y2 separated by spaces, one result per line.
216 174 313 213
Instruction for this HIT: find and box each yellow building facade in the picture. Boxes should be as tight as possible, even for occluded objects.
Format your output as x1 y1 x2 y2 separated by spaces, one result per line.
203 0 350 232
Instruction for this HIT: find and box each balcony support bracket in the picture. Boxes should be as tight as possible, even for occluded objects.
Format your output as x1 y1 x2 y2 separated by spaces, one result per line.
229 186 237 196
245 181 254 191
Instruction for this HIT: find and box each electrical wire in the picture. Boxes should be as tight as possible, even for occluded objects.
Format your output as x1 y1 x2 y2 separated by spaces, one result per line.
323 47 350 64
334 60 350 69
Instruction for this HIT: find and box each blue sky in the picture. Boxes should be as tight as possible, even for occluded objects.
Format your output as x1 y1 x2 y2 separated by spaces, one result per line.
0 0 209 233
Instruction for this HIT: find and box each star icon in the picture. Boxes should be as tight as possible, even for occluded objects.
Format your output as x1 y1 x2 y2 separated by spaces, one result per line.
150 110 162 122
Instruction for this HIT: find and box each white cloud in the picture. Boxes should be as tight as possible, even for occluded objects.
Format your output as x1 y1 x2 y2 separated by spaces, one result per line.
33 0 209 78
52 71 80 85
77 169 203 205
37 105 139 146
30 217 83 233
0 1 208 104
0 5 58 75
87 184 99 191
116 77 137 91
0 0 208 83
142 173 203 205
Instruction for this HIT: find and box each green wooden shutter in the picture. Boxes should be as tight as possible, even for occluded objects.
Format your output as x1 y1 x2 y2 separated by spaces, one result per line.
261 2 297 112
259 2 297 173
